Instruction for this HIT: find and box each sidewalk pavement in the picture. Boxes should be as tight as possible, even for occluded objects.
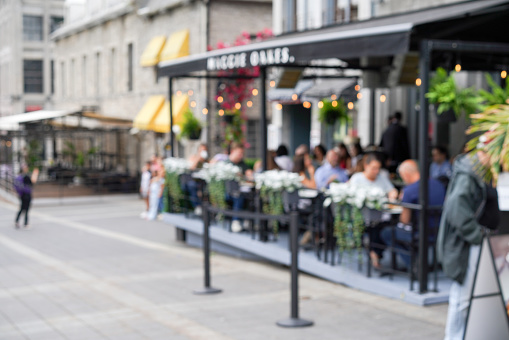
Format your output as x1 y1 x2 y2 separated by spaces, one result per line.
0 196 448 340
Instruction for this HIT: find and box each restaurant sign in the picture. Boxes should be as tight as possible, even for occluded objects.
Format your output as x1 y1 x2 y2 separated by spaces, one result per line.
207 47 296 71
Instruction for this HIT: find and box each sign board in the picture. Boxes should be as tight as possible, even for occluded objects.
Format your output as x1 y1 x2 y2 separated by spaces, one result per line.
497 173 509 211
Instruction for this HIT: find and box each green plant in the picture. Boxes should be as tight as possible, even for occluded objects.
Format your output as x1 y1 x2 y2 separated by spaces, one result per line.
426 67 481 117
260 186 284 237
466 103 509 185
318 98 349 126
333 203 364 262
26 139 41 171
180 109 202 140
222 109 245 148
165 171 184 212
478 73 509 107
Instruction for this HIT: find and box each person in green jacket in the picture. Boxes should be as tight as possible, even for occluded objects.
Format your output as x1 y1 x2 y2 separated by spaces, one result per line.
437 149 498 340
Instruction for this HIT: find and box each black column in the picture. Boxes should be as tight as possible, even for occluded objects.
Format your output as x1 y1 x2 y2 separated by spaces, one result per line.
169 77 174 157
418 40 431 293
260 68 268 171
370 88 376 145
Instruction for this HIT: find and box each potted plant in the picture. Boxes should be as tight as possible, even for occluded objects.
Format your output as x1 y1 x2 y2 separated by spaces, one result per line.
426 67 481 121
478 73 509 107
180 109 202 140
318 98 349 126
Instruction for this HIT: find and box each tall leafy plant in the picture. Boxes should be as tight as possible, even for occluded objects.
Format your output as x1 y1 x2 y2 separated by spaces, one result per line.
426 67 481 117
478 73 509 107
318 98 349 126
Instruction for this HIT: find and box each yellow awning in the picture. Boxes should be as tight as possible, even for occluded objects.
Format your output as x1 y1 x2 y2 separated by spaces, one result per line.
140 36 167 67
160 29 189 61
133 95 165 130
152 94 189 133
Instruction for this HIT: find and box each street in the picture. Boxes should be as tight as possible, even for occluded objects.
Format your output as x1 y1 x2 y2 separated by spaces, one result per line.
0 196 447 340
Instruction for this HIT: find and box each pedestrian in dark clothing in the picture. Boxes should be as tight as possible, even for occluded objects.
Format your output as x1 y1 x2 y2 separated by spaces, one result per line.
379 111 410 172
437 151 499 340
14 165 39 229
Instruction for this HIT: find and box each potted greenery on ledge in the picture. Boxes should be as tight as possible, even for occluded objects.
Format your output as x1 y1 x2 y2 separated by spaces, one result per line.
180 109 202 140
426 67 481 121
318 98 349 126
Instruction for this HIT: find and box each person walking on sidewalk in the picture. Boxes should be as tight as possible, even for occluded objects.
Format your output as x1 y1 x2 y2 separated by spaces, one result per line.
14 165 39 229
437 149 499 340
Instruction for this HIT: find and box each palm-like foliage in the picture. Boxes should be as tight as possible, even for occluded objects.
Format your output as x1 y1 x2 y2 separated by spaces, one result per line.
466 104 509 185
478 73 509 107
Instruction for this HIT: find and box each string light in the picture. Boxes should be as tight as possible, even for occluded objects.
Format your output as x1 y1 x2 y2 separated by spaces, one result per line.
292 94 298 101
415 78 422 86
217 96 224 103
6 141 11 147
190 101 197 108
347 102 354 110
176 90 182 96
218 109 224 116
269 80 276 87
235 103 241 110
502 70 507 79
355 85 360 91
188 90 193 96
317 101 324 109
202 108 208 115
252 89 258 96
455 64 462 72
380 94 387 103
276 103 283 110
331 94 337 100
247 101 253 108
332 101 338 107
303 101 311 109
357 93 362 99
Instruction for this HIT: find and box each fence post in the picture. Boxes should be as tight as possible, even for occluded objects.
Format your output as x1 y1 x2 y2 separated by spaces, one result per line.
277 211 313 328
193 202 222 295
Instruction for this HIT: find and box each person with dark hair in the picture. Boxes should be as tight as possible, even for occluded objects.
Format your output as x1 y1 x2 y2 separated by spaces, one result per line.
14 165 39 229
349 142 364 173
313 144 327 167
274 144 293 171
253 150 280 173
336 143 351 170
430 145 452 180
292 154 316 189
380 111 410 172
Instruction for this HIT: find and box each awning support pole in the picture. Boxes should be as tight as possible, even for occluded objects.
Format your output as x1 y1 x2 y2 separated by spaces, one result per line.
418 39 431 294
169 77 174 157
260 67 268 171
369 88 376 145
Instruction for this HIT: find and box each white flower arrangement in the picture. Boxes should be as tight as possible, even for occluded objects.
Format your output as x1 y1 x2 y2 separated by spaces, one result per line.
163 157 191 174
328 183 387 210
254 170 303 192
194 161 241 183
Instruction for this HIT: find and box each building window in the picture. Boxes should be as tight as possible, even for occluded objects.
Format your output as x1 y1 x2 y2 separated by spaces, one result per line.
96 52 101 96
23 15 43 41
50 16 63 34
109 48 115 94
283 0 297 33
70 59 75 97
82 55 87 97
23 60 43 93
50 60 55 94
127 43 133 92
60 61 65 97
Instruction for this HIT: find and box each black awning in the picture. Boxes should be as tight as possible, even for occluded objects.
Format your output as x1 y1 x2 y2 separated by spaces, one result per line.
157 0 509 78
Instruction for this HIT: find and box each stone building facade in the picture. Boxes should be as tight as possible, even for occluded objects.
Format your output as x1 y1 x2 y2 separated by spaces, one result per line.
51 0 272 169
0 0 65 117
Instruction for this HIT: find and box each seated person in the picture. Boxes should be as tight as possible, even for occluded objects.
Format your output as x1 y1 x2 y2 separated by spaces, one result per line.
274 144 294 172
253 150 280 173
380 160 446 269
430 145 452 184
348 153 398 268
182 144 208 215
314 149 348 190
336 143 352 170
226 143 252 232
292 154 316 189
